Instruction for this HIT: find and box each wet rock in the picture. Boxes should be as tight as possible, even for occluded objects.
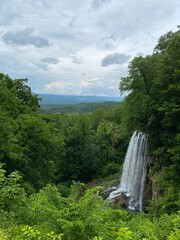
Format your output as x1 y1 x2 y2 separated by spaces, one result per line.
109 192 129 208
100 186 129 209
99 186 118 199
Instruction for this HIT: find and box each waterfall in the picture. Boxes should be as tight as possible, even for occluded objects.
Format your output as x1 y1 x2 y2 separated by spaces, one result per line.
108 130 148 211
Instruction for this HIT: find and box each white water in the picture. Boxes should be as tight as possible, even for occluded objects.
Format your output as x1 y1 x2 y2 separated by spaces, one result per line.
108 131 148 211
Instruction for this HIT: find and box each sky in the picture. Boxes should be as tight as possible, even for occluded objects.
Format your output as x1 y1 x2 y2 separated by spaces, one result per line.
0 0 179 97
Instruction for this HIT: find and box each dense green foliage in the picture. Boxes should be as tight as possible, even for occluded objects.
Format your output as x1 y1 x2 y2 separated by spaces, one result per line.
40 102 120 114
0 28 179 239
0 166 179 239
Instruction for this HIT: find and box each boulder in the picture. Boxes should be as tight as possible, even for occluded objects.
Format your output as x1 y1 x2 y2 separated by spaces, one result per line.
100 187 129 209
99 186 117 199
109 192 129 208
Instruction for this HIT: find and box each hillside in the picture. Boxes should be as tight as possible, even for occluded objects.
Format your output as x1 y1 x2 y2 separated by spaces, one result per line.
40 101 120 114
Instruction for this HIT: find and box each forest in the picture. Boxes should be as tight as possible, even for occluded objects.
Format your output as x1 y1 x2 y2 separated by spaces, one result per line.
0 29 179 239
40 102 120 114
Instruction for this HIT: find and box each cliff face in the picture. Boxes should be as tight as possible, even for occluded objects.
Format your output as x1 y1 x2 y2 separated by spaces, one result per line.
147 156 162 201
142 156 162 210
151 172 161 200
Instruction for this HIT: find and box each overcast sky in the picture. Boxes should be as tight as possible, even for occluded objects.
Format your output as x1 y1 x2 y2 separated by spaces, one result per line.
0 0 179 96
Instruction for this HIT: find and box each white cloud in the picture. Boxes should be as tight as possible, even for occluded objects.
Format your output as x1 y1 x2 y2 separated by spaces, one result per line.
71 55 83 64
91 0 111 9
0 0 179 96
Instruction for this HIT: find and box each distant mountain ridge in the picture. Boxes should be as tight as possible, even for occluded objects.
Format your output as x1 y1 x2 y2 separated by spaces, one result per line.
37 94 122 104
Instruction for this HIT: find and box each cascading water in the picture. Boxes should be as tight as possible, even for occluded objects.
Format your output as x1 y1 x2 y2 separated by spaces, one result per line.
108 131 148 211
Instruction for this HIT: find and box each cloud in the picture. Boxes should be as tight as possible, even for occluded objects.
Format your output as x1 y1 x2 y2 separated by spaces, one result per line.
71 55 83 64
68 16 77 28
3 28 51 48
44 81 78 95
0 0 179 96
91 0 111 9
136 52 144 57
96 34 117 50
0 0 23 26
41 57 59 64
101 53 131 67
44 76 120 96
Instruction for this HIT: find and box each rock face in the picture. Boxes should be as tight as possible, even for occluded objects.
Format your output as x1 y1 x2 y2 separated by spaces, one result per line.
100 186 118 200
151 172 161 200
100 187 129 209
109 192 129 208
